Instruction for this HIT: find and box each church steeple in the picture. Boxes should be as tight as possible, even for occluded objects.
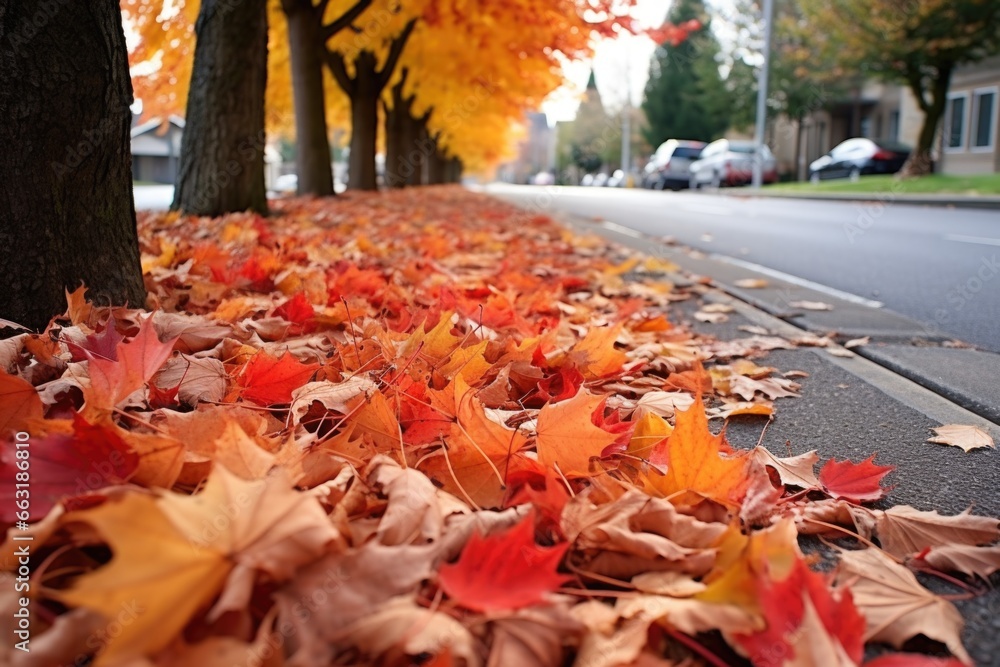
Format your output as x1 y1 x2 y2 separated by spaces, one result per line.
586 69 598 91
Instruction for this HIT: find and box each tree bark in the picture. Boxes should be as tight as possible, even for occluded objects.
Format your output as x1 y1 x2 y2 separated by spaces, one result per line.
446 157 463 184
425 139 447 185
900 66 952 178
0 0 145 331
284 0 334 196
385 71 420 188
173 0 269 216
347 51 380 191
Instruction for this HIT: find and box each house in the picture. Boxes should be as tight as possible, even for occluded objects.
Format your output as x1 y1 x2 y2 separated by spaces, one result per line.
130 115 284 188
770 57 1000 178
131 115 184 184
940 56 1000 175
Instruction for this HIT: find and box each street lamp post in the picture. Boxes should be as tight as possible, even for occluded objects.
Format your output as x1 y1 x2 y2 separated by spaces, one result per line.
751 0 774 189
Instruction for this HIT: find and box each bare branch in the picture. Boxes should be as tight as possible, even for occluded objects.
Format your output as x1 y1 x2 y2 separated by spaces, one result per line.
377 18 418 88
324 50 356 96
322 0 374 42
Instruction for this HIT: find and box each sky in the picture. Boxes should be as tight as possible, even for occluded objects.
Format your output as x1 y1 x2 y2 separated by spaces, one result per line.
542 0 742 122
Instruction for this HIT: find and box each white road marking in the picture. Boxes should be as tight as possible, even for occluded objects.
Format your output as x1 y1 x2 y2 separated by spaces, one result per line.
943 233 1000 248
710 254 885 308
599 220 644 239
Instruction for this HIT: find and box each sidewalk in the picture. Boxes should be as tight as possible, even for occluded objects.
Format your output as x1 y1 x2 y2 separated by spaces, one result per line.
720 188 1000 210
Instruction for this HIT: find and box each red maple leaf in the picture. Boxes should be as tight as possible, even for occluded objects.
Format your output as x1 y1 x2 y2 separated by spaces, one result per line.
819 454 894 503
864 656 965 667
274 293 317 334
438 512 570 613
66 320 123 362
735 558 865 666
85 316 176 409
0 413 138 522
236 351 320 406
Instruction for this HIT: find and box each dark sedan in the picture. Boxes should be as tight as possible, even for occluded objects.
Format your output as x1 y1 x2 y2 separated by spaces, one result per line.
808 138 910 182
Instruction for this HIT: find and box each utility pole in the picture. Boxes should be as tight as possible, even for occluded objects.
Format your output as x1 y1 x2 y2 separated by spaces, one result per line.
621 39 632 186
751 0 774 189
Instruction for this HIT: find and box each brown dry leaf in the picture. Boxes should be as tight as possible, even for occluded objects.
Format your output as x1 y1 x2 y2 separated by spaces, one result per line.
752 447 820 489
330 596 480 666
616 594 759 636
288 376 377 427
789 300 834 311
927 424 995 452
844 336 870 349
918 544 1000 579
486 605 583 667
734 278 768 289
874 505 1000 559
634 391 695 419
827 347 856 358
563 491 727 579
154 354 228 405
630 571 706 597
835 548 971 664
694 311 728 324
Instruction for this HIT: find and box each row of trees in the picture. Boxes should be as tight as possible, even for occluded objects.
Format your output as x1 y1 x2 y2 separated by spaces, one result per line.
0 0 640 329
639 0 1000 178
126 0 642 211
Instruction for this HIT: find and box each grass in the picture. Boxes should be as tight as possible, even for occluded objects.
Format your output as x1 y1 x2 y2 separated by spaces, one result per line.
763 173 1000 196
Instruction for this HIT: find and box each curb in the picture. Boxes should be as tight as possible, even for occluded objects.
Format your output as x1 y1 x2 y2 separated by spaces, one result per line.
718 190 1000 210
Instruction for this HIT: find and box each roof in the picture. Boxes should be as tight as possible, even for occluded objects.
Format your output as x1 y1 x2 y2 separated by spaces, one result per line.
130 115 186 139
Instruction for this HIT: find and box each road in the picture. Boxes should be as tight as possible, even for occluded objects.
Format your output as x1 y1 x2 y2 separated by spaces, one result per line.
487 184 1000 353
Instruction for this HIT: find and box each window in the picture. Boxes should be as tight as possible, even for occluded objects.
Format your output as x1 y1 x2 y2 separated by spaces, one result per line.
945 93 968 150
972 88 997 150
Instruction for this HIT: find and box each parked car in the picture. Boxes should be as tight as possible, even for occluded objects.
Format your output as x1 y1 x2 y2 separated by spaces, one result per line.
808 138 910 183
531 171 555 186
645 139 706 190
580 173 595 186
592 172 610 187
607 169 626 188
689 139 778 188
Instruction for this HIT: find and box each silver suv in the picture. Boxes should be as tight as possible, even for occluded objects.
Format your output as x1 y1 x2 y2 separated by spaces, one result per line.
689 139 778 188
644 139 706 191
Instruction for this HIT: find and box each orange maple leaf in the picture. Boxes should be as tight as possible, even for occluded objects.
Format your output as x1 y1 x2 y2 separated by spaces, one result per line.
84 316 177 412
645 396 749 508
0 371 43 436
535 391 619 477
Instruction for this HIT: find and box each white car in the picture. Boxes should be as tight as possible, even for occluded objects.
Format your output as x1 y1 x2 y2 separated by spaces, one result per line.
689 139 778 188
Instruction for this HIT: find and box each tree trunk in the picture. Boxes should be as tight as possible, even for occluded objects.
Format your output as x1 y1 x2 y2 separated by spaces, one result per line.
0 0 145 331
173 0 268 215
405 111 431 186
347 51 380 191
794 117 804 181
425 140 447 185
445 157 463 183
384 74 416 189
900 67 952 178
284 0 334 196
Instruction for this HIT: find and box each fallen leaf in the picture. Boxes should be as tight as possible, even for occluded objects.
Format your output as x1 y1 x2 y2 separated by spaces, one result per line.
235 350 320 406
734 278 768 289
535 391 618 478
0 371 43 435
84 316 177 411
438 512 570 613
789 300 834 311
753 448 820 489
915 544 1000 579
819 455 894 503
835 548 971 665
863 655 966 667
927 424 995 452
844 336 870 349
874 506 999 559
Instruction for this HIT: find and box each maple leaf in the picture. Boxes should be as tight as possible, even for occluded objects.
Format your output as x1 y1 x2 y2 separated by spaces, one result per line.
66 320 123 362
864 656 966 667
235 350 320 406
0 371 43 436
84 316 177 411
927 424 995 452
874 506 999 559
438 512 570 613
819 454 894 503
567 323 628 379
733 558 864 666
273 292 317 334
834 547 972 665
752 447 820 489
54 493 232 665
535 391 619 477
914 544 1000 579
645 396 749 508
0 413 137 522
420 375 537 508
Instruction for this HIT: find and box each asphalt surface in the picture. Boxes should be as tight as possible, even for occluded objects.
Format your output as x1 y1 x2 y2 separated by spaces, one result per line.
487 184 1000 353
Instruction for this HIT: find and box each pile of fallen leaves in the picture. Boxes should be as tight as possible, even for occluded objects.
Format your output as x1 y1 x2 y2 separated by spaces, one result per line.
0 187 995 667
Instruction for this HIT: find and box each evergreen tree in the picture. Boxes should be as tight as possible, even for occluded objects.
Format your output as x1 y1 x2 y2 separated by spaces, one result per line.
641 0 729 145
